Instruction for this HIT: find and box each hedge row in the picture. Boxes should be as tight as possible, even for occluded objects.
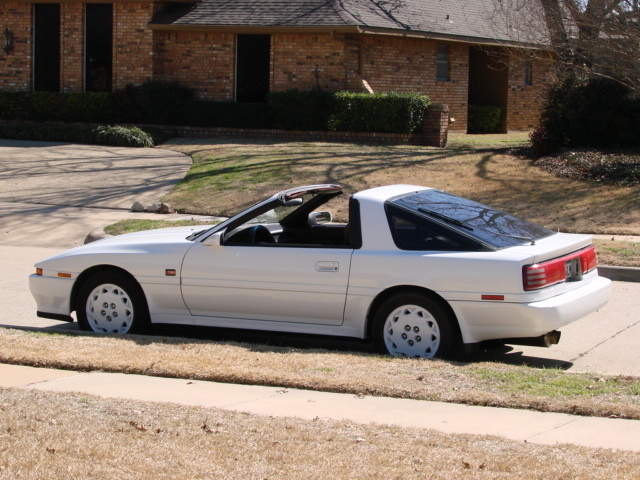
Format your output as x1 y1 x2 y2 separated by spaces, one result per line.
0 123 168 147
468 105 502 134
0 83 431 135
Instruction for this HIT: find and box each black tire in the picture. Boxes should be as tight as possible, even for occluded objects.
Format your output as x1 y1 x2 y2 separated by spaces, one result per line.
372 293 458 359
76 271 150 334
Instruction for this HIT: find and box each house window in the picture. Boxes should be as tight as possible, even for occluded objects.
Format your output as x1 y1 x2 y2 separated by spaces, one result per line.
85 4 113 92
436 44 449 82
236 34 271 103
524 59 533 85
33 3 61 92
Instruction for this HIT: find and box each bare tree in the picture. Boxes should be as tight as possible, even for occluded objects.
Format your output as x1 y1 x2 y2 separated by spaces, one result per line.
489 0 640 93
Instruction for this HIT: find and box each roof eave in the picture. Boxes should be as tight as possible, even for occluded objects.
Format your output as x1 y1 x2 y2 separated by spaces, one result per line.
147 23 550 51
148 24 360 35
356 26 551 51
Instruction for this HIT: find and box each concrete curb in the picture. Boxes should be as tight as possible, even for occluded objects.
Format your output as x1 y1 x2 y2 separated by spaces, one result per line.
598 266 640 283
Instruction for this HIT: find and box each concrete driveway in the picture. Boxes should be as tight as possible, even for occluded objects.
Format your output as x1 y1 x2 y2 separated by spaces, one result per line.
0 140 638 376
0 139 191 209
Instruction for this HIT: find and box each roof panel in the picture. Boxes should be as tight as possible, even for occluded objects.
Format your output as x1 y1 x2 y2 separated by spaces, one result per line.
151 0 549 46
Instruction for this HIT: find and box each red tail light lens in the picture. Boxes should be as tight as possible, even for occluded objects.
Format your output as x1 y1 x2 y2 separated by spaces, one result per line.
523 246 598 291
580 245 598 273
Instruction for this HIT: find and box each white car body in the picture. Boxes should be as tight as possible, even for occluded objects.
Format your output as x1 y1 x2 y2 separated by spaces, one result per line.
30 184 612 357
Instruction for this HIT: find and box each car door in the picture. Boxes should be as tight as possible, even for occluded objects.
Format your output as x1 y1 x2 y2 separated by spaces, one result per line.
180 242 353 326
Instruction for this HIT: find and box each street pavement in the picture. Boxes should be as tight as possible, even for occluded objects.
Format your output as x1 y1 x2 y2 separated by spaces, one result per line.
0 139 639 453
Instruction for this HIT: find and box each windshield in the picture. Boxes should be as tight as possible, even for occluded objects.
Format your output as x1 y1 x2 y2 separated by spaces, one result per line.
237 194 314 227
390 190 555 249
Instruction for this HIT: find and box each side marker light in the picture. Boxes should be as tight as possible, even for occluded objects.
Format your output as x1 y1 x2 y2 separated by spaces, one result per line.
481 295 504 301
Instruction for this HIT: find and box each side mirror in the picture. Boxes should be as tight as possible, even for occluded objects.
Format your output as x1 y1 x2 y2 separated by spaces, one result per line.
308 211 333 225
203 232 223 247
283 198 303 207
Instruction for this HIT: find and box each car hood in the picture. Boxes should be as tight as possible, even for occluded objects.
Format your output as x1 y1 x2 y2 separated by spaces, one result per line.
35 226 202 268
99 225 209 242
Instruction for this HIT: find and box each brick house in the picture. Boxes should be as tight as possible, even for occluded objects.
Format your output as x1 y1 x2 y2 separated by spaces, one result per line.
0 0 555 132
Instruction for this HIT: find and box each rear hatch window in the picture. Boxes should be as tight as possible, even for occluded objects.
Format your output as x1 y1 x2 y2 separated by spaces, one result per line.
389 190 555 249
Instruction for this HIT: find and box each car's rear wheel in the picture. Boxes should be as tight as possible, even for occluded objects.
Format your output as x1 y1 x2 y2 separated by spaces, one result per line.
373 293 457 359
76 271 150 334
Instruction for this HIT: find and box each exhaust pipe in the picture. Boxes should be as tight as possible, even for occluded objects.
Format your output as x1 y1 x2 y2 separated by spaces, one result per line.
505 330 562 348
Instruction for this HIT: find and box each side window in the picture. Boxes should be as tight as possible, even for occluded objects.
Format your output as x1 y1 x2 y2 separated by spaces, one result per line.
33 3 61 92
385 204 482 251
436 44 449 82
85 3 113 92
524 59 533 86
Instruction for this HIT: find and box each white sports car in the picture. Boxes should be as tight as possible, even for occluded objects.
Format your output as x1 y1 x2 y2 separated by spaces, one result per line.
30 184 612 358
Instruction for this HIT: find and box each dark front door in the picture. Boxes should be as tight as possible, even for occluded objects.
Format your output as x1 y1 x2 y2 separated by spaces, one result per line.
236 34 271 103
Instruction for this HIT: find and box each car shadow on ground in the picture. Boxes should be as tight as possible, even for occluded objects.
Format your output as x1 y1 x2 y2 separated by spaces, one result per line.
8 322 574 371
144 324 577 371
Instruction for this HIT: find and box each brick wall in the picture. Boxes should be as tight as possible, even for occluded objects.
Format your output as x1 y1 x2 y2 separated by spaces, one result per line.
359 36 469 132
113 2 155 90
507 52 556 131
60 3 83 92
271 34 359 93
0 2 31 91
153 31 235 100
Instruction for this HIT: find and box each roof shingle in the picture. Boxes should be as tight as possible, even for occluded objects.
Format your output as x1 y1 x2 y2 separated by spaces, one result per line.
151 0 549 47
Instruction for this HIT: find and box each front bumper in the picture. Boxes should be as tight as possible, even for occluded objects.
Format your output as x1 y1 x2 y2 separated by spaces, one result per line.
450 276 612 345
29 274 74 321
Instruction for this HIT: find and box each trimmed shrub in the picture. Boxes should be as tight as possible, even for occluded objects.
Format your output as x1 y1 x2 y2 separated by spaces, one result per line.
0 123 164 147
539 78 640 151
268 90 336 130
116 81 195 125
0 92 115 123
183 101 272 129
0 92 32 121
62 92 115 123
328 92 430 134
468 105 502 134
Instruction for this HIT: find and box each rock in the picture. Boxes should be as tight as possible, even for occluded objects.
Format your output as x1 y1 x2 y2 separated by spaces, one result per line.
158 203 174 214
146 204 159 213
131 201 145 212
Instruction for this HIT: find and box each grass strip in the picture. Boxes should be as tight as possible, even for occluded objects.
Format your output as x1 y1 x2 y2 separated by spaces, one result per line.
3 388 640 479
1 328 638 420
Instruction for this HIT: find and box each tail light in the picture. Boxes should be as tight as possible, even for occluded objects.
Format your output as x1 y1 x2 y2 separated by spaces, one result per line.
523 246 598 291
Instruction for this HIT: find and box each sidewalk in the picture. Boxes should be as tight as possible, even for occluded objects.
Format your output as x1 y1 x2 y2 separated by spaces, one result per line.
2 363 639 453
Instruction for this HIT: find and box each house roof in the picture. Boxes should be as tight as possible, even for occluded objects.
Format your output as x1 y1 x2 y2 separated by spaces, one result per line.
150 0 550 48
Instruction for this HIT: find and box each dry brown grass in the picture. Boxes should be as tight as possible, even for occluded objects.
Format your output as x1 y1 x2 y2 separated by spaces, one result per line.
2 329 638 421
159 135 640 235
2 388 640 480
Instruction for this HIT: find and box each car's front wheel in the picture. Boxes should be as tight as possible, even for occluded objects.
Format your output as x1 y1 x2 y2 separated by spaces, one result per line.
76 271 150 334
373 293 457 359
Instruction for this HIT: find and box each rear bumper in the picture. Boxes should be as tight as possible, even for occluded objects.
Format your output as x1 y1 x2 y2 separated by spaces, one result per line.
451 276 612 344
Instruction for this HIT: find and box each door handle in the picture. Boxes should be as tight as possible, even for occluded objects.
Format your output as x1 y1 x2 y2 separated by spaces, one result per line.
316 261 339 272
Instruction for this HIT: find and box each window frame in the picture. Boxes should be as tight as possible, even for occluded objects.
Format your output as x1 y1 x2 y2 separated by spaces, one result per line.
436 44 450 82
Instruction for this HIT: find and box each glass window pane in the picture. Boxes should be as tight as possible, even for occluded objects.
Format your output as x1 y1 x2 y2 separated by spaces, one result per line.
436 44 449 82
389 190 554 249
